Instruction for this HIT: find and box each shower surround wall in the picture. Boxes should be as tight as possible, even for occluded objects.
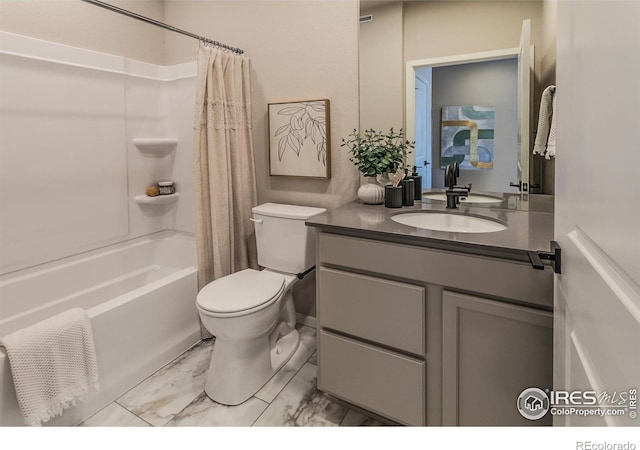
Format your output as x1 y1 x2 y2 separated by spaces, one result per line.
0 31 199 425
0 31 196 275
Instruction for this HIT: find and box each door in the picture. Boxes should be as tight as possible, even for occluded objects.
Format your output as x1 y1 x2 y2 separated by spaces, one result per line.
414 73 431 189
515 19 531 192
554 1 640 426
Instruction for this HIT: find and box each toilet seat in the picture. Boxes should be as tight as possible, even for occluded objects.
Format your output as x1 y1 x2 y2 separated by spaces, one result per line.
197 269 285 316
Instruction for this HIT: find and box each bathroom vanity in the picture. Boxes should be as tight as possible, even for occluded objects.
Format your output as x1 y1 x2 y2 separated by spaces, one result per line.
306 194 555 426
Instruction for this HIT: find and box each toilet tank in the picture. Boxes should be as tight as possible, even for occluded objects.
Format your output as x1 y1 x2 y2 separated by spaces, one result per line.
252 203 327 274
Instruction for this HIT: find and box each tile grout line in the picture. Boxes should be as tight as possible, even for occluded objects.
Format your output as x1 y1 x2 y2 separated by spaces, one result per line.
249 358 314 427
158 391 205 427
82 350 191 427
113 338 211 427
337 407 350 426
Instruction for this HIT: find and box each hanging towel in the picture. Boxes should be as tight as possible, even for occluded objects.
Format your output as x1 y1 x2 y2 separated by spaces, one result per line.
545 92 557 159
533 85 556 158
0 308 100 426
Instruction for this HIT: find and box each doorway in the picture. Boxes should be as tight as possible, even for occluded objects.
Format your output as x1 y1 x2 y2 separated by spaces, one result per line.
414 68 432 189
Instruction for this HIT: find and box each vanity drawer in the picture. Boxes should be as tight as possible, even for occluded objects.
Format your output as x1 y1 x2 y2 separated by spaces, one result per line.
318 233 553 308
318 267 425 355
318 330 425 426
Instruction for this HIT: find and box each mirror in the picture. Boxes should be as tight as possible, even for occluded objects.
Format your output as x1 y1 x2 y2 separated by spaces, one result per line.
359 0 555 196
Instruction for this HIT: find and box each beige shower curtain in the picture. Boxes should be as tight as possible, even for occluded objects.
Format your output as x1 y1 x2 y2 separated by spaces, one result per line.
193 46 258 332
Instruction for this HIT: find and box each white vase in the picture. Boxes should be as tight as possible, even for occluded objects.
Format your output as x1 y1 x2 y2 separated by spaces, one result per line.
376 172 393 186
357 177 384 205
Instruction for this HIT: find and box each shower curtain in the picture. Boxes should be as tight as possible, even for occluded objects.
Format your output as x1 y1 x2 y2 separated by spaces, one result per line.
193 46 259 337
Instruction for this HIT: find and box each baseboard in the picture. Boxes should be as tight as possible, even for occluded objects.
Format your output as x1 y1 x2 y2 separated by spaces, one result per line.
296 313 317 329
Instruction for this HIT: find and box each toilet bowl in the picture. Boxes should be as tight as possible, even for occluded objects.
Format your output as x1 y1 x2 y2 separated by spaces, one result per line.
197 268 299 405
196 203 326 406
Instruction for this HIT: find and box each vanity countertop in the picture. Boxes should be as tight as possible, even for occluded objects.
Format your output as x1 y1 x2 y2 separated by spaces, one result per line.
306 193 554 262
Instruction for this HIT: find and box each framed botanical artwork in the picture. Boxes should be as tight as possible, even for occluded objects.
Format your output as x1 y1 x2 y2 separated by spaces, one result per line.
441 105 495 170
268 99 331 178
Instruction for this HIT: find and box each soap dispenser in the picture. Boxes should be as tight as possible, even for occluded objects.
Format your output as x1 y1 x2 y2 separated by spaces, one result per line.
401 168 415 206
410 166 422 200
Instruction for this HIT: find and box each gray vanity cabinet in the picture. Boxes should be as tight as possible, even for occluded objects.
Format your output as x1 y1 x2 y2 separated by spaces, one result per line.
442 291 553 426
314 231 553 426
317 267 427 426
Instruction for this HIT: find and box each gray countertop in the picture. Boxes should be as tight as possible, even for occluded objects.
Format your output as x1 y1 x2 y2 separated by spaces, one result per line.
306 193 555 262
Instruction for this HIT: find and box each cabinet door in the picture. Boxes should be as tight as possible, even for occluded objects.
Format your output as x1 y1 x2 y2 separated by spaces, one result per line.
442 291 553 426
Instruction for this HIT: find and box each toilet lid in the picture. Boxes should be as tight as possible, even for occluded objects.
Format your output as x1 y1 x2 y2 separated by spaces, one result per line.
196 269 285 314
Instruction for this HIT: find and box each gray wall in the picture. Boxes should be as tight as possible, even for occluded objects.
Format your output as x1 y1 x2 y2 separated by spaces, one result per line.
432 58 518 193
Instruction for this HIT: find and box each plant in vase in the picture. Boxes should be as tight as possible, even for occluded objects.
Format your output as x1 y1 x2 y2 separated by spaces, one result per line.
341 128 415 204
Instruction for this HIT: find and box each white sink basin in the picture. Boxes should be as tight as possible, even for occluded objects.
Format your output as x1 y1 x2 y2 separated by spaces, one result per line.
423 192 503 204
391 212 507 233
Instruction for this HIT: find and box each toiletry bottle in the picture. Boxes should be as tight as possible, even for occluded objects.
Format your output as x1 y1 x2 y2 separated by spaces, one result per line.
411 166 422 200
158 181 175 195
401 169 415 206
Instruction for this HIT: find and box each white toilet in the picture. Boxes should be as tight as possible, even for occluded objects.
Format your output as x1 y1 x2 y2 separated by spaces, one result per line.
196 203 326 405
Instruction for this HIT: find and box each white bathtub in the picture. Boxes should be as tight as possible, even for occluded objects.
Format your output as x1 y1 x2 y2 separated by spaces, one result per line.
0 231 200 426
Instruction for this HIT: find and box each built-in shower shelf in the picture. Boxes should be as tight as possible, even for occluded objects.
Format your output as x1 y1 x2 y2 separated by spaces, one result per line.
133 138 178 155
135 193 179 205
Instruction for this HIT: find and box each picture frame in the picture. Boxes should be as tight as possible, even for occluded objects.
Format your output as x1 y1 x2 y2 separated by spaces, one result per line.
440 105 495 170
268 99 331 178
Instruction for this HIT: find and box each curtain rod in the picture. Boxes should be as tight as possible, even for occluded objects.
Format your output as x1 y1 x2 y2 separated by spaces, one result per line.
80 0 244 55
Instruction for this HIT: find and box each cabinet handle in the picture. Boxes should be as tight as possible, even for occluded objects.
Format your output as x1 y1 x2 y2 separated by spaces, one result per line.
250 218 263 224
527 241 562 274
527 251 544 270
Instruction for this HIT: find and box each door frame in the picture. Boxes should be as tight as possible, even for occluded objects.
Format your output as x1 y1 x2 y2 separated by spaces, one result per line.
414 73 430 188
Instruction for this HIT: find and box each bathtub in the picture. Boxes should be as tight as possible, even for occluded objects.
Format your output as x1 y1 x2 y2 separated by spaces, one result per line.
0 231 200 426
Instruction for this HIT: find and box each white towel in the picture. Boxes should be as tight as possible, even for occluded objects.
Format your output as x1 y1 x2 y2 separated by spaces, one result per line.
533 85 556 158
545 92 557 159
0 308 100 426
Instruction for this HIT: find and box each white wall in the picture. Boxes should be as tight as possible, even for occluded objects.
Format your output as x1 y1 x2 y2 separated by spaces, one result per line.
0 1 167 65
0 32 195 274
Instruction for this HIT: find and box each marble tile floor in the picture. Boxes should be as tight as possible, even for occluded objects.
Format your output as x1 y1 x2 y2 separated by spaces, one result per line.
79 325 386 427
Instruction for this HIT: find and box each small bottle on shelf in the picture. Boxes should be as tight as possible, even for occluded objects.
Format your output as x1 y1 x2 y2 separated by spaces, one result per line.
158 181 175 195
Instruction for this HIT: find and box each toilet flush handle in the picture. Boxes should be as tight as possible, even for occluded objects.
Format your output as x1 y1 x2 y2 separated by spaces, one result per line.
249 217 263 224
